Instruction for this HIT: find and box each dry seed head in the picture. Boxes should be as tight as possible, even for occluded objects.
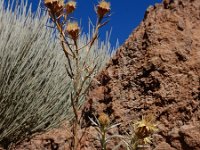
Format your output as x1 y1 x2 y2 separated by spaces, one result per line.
44 0 64 17
134 115 158 139
66 1 76 14
97 0 111 18
44 0 56 8
98 113 110 127
66 22 80 40
44 0 64 8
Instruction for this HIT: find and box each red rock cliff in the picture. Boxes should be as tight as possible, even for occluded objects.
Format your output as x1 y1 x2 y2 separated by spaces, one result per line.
82 0 200 149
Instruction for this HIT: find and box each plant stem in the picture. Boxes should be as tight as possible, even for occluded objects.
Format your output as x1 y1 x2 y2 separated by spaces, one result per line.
101 127 107 150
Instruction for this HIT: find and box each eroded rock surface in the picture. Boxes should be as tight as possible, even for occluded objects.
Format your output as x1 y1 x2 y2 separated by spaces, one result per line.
82 0 200 149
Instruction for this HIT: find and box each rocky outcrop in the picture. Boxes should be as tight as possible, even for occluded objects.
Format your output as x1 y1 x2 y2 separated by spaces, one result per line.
82 0 200 149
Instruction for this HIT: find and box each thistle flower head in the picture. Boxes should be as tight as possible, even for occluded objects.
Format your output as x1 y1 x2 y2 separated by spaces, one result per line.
133 115 158 139
66 1 76 14
44 0 64 17
97 0 111 18
98 113 110 127
66 22 80 40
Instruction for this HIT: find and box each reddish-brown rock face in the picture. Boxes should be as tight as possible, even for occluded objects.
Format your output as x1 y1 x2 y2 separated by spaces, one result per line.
5 0 200 149
82 0 200 149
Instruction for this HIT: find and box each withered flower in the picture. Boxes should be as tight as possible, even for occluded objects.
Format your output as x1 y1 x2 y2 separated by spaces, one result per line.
66 1 76 14
66 22 80 40
44 0 64 18
133 115 158 139
97 0 110 18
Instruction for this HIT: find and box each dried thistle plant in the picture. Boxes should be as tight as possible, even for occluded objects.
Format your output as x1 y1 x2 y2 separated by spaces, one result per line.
44 0 112 149
123 115 158 150
89 113 121 150
65 1 76 14
97 0 111 19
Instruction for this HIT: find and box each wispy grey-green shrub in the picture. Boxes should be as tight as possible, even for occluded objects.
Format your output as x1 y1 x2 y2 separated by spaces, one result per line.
0 0 115 148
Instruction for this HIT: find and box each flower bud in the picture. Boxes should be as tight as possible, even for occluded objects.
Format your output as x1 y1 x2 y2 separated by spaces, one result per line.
66 22 80 40
97 0 110 18
98 113 110 127
66 1 76 14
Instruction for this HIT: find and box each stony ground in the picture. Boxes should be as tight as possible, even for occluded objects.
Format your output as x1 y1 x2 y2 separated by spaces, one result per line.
3 0 200 149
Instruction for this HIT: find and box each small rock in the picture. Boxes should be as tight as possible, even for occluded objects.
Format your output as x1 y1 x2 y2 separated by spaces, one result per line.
179 125 200 149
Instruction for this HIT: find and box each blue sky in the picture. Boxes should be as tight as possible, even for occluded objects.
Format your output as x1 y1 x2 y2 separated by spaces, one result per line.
26 0 162 46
